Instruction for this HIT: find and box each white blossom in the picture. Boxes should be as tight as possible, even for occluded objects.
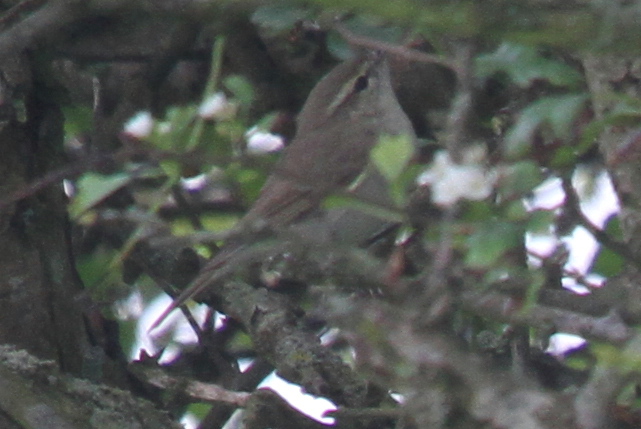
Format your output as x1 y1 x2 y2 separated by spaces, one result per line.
246 127 284 154
418 149 496 206
123 111 154 138
180 174 208 192
546 333 586 357
198 92 238 120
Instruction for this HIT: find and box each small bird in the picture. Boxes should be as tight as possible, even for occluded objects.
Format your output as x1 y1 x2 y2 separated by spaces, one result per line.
153 50 416 327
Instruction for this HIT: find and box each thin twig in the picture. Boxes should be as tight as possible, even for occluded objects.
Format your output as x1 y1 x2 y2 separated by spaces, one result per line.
527 248 603 290
326 406 401 419
461 290 632 343
334 22 459 73
0 146 140 211
444 42 476 161
0 0 46 30
135 366 251 405
561 176 641 271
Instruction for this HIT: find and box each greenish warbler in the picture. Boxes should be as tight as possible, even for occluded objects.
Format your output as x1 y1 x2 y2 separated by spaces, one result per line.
154 50 417 326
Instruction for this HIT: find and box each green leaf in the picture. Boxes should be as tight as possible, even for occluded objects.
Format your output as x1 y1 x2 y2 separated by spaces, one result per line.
371 134 414 183
527 209 555 234
159 159 181 182
579 94 641 152
201 213 241 234
465 220 523 268
591 342 621 366
550 145 580 168
149 106 198 151
461 200 494 222
592 246 624 277
499 160 543 199
476 42 582 87
69 172 131 217
604 215 623 240
234 164 269 204
504 200 528 221
251 5 311 34
186 403 213 422
505 94 588 158
63 105 93 137
591 216 624 277
326 15 406 59
76 250 116 290
522 269 545 311
118 318 137 363
565 352 592 371
224 75 255 107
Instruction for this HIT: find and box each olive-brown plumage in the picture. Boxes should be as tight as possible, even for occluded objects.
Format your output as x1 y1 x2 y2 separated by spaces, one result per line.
154 50 416 325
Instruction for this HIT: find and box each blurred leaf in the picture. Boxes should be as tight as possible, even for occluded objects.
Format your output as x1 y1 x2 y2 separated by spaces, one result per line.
565 352 592 371
580 94 641 150
371 134 414 184
253 112 282 131
159 159 181 182
499 160 543 199
550 145 580 168
389 163 423 207
591 342 622 366
76 250 116 290
604 214 623 240
593 339 641 372
505 94 588 158
309 0 480 36
69 172 131 217
483 265 528 287
201 213 241 234
504 200 528 221
63 105 93 137
465 220 523 268
234 163 270 204
327 14 406 59
251 4 312 34
461 200 494 222
216 120 246 143
228 331 254 352
186 117 206 151
224 75 255 107
522 269 545 311
527 209 555 234
505 10 596 49
591 216 624 277
186 403 213 422
477 42 582 87
149 106 198 151
118 318 137 362
170 218 197 236
76 250 131 309
592 246 624 277
200 123 232 162
326 31 355 63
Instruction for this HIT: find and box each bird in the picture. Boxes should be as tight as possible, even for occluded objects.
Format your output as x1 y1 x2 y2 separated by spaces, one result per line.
152 49 417 328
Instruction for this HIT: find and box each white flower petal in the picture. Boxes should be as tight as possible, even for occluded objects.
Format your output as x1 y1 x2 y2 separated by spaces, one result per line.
123 111 154 138
246 130 284 154
199 92 238 120
419 149 495 206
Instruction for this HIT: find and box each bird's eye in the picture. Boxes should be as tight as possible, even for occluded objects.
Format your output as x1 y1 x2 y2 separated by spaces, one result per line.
353 75 369 93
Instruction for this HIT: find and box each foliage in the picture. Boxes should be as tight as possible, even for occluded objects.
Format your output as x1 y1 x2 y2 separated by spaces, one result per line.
5 0 641 428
